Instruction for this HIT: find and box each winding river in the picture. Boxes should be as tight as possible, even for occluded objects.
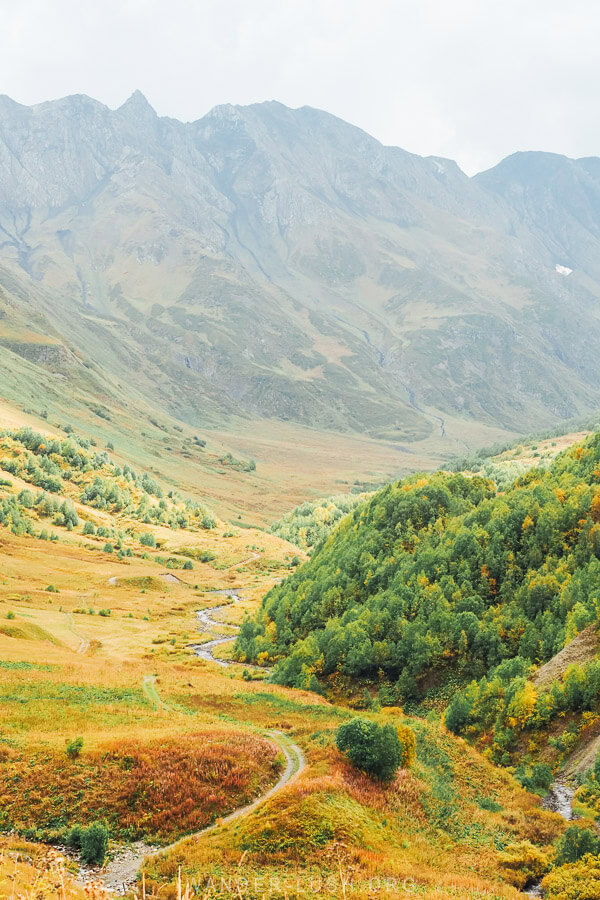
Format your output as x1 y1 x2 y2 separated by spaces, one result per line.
191 588 271 671
191 589 243 666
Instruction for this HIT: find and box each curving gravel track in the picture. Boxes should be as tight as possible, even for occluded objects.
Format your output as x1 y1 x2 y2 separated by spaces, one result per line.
89 581 302 894
88 723 304 894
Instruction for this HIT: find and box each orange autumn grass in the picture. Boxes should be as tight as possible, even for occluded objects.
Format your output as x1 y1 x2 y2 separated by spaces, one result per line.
0 733 282 843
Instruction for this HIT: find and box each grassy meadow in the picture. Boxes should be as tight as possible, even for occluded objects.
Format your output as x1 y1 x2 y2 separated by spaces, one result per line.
0 376 512 525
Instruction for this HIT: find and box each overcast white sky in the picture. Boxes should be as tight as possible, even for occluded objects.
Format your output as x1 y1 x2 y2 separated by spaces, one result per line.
1 0 599 174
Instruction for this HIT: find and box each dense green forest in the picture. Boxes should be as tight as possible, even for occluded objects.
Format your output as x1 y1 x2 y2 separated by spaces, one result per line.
236 433 600 703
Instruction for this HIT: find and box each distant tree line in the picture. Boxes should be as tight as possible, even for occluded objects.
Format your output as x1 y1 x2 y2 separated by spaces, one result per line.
271 492 369 551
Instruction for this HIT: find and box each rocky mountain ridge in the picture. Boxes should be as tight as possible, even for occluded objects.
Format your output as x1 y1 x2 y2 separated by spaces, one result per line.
0 92 599 445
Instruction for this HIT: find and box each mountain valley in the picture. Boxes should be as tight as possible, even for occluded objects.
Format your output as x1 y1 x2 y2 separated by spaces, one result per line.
3 90 600 900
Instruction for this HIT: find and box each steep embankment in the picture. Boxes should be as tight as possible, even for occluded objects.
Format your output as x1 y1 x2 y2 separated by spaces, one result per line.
532 625 600 691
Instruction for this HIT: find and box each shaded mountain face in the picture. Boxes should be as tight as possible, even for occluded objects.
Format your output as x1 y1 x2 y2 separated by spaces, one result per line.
0 93 599 443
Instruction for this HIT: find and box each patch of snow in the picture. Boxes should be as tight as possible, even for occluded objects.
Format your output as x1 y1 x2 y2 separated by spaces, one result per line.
432 160 446 175
555 263 573 276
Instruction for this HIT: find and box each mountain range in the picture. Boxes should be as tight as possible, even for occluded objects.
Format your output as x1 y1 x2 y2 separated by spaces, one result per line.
0 91 599 452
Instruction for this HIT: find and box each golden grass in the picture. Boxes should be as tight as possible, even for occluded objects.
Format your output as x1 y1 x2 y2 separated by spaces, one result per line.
0 840 86 898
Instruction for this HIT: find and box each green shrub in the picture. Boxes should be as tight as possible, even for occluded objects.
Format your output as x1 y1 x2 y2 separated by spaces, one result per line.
6 611 15 620
68 821 109 864
68 824 82 848
515 763 554 794
555 824 600 866
444 693 473 734
335 717 411 781
66 736 83 759
81 822 109 863
183 559 193 570
360 688 373 709
17 489 34 508
377 684 397 707
199 550 216 563
140 532 156 548
45 584 59 593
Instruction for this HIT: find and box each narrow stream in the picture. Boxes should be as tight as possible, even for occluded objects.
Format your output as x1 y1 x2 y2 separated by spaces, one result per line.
190 589 271 672
191 589 242 667
525 782 574 897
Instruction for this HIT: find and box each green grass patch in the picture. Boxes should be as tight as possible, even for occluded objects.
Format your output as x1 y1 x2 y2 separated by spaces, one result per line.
0 660 55 672
235 691 350 719
0 622 60 644
0 683 150 708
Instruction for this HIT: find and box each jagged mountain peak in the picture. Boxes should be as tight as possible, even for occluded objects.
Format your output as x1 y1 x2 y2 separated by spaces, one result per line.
117 89 157 119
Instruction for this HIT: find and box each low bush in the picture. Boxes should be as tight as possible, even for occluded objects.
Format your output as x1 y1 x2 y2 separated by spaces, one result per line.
68 821 109 864
66 737 83 759
515 763 554 794
335 717 413 781
542 854 600 898
498 840 553 889
554 823 600 866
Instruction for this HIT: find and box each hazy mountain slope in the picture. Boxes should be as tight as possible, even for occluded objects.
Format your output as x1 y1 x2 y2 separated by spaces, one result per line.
476 151 600 279
1 93 600 444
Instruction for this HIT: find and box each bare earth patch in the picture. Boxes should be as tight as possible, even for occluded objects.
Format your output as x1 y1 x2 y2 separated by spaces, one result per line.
531 625 600 690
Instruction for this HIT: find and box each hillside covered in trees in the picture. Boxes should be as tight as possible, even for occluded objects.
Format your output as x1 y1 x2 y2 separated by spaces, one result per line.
236 433 600 703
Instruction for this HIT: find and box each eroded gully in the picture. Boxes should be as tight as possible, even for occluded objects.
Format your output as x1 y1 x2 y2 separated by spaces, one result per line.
526 782 575 897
